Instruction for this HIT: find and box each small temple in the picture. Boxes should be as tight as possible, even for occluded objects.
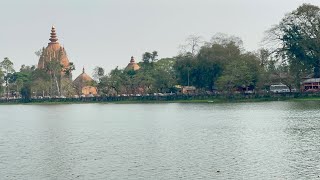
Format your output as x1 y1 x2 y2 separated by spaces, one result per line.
125 56 140 71
73 67 97 96
37 26 70 74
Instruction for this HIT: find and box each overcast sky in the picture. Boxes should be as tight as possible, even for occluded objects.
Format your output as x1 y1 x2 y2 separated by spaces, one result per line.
1 0 320 77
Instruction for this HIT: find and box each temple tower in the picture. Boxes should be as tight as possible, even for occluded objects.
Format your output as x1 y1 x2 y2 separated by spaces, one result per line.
37 26 73 96
37 26 71 72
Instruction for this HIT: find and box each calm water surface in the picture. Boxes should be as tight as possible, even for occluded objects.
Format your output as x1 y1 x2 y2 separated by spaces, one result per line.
1 102 320 179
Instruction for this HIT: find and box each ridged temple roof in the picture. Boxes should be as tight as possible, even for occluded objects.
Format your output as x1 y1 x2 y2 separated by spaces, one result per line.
73 67 94 85
126 56 140 71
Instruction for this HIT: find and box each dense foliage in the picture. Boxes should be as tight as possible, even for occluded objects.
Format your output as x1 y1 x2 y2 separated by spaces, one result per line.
267 3 320 87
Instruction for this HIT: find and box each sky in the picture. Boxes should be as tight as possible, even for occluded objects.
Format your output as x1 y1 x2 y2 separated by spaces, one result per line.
1 0 320 77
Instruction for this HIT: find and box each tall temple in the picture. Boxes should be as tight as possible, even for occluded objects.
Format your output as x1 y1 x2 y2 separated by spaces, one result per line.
37 26 71 74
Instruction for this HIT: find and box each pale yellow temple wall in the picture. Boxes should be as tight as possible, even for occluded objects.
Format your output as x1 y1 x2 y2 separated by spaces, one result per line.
82 86 97 95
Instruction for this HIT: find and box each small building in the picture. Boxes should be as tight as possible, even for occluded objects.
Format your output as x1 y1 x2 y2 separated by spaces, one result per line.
182 86 196 94
125 56 140 71
302 78 320 92
73 68 97 96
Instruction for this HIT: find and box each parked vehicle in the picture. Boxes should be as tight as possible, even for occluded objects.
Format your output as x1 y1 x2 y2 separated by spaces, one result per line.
245 90 254 94
270 84 290 93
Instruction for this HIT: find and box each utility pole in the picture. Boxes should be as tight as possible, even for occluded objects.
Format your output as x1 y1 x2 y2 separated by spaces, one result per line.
187 68 190 86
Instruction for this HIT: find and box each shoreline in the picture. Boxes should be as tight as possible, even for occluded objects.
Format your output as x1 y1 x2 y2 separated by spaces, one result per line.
1 94 320 105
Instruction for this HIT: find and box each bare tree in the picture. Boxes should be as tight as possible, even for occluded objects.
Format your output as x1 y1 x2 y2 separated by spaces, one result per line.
179 35 203 56
210 33 243 49
35 48 44 57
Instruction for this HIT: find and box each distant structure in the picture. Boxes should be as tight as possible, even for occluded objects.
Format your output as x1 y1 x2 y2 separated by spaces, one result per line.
182 86 196 94
37 26 70 73
301 78 320 92
125 56 140 71
73 67 97 96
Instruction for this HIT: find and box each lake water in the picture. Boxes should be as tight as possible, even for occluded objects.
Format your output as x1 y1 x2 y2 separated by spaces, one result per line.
1 101 320 179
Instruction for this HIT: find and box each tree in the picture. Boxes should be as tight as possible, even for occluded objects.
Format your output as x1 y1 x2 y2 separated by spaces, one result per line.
210 33 243 50
31 69 50 92
267 4 320 79
10 71 31 94
20 64 36 73
152 59 177 93
35 48 44 58
174 53 197 87
216 53 262 93
0 57 15 98
142 51 158 64
179 35 203 56
0 69 4 94
45 60 63 96
98 67 125 95
61 78 76 97
20 83 32 101
93 66 105 82
63 62 75 77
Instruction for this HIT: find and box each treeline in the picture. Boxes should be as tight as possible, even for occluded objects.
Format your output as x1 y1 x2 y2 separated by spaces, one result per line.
0 58 76 100
1 3 320 98
93 34 285 95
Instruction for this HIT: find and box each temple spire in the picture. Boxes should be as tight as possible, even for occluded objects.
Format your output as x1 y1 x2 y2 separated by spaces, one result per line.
130 56 135 63
83 67 85 73
49 25 59 44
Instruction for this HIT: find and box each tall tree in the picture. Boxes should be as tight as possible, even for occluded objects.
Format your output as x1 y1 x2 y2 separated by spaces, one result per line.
46 60 63 96
0 57 15 98
267 4 320 79
30 69 51 97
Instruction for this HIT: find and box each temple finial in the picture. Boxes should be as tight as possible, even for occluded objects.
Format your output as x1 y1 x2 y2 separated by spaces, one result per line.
130 56 135 63
83 67 85 73
49 26 58 44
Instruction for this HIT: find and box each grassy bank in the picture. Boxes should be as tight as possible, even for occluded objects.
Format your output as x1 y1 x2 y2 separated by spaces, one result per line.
289 96 320 102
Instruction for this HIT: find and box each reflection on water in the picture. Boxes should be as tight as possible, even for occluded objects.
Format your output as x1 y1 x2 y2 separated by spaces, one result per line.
1 102 320 179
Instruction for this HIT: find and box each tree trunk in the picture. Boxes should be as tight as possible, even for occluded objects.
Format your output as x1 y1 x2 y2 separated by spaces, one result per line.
6 81 9 99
